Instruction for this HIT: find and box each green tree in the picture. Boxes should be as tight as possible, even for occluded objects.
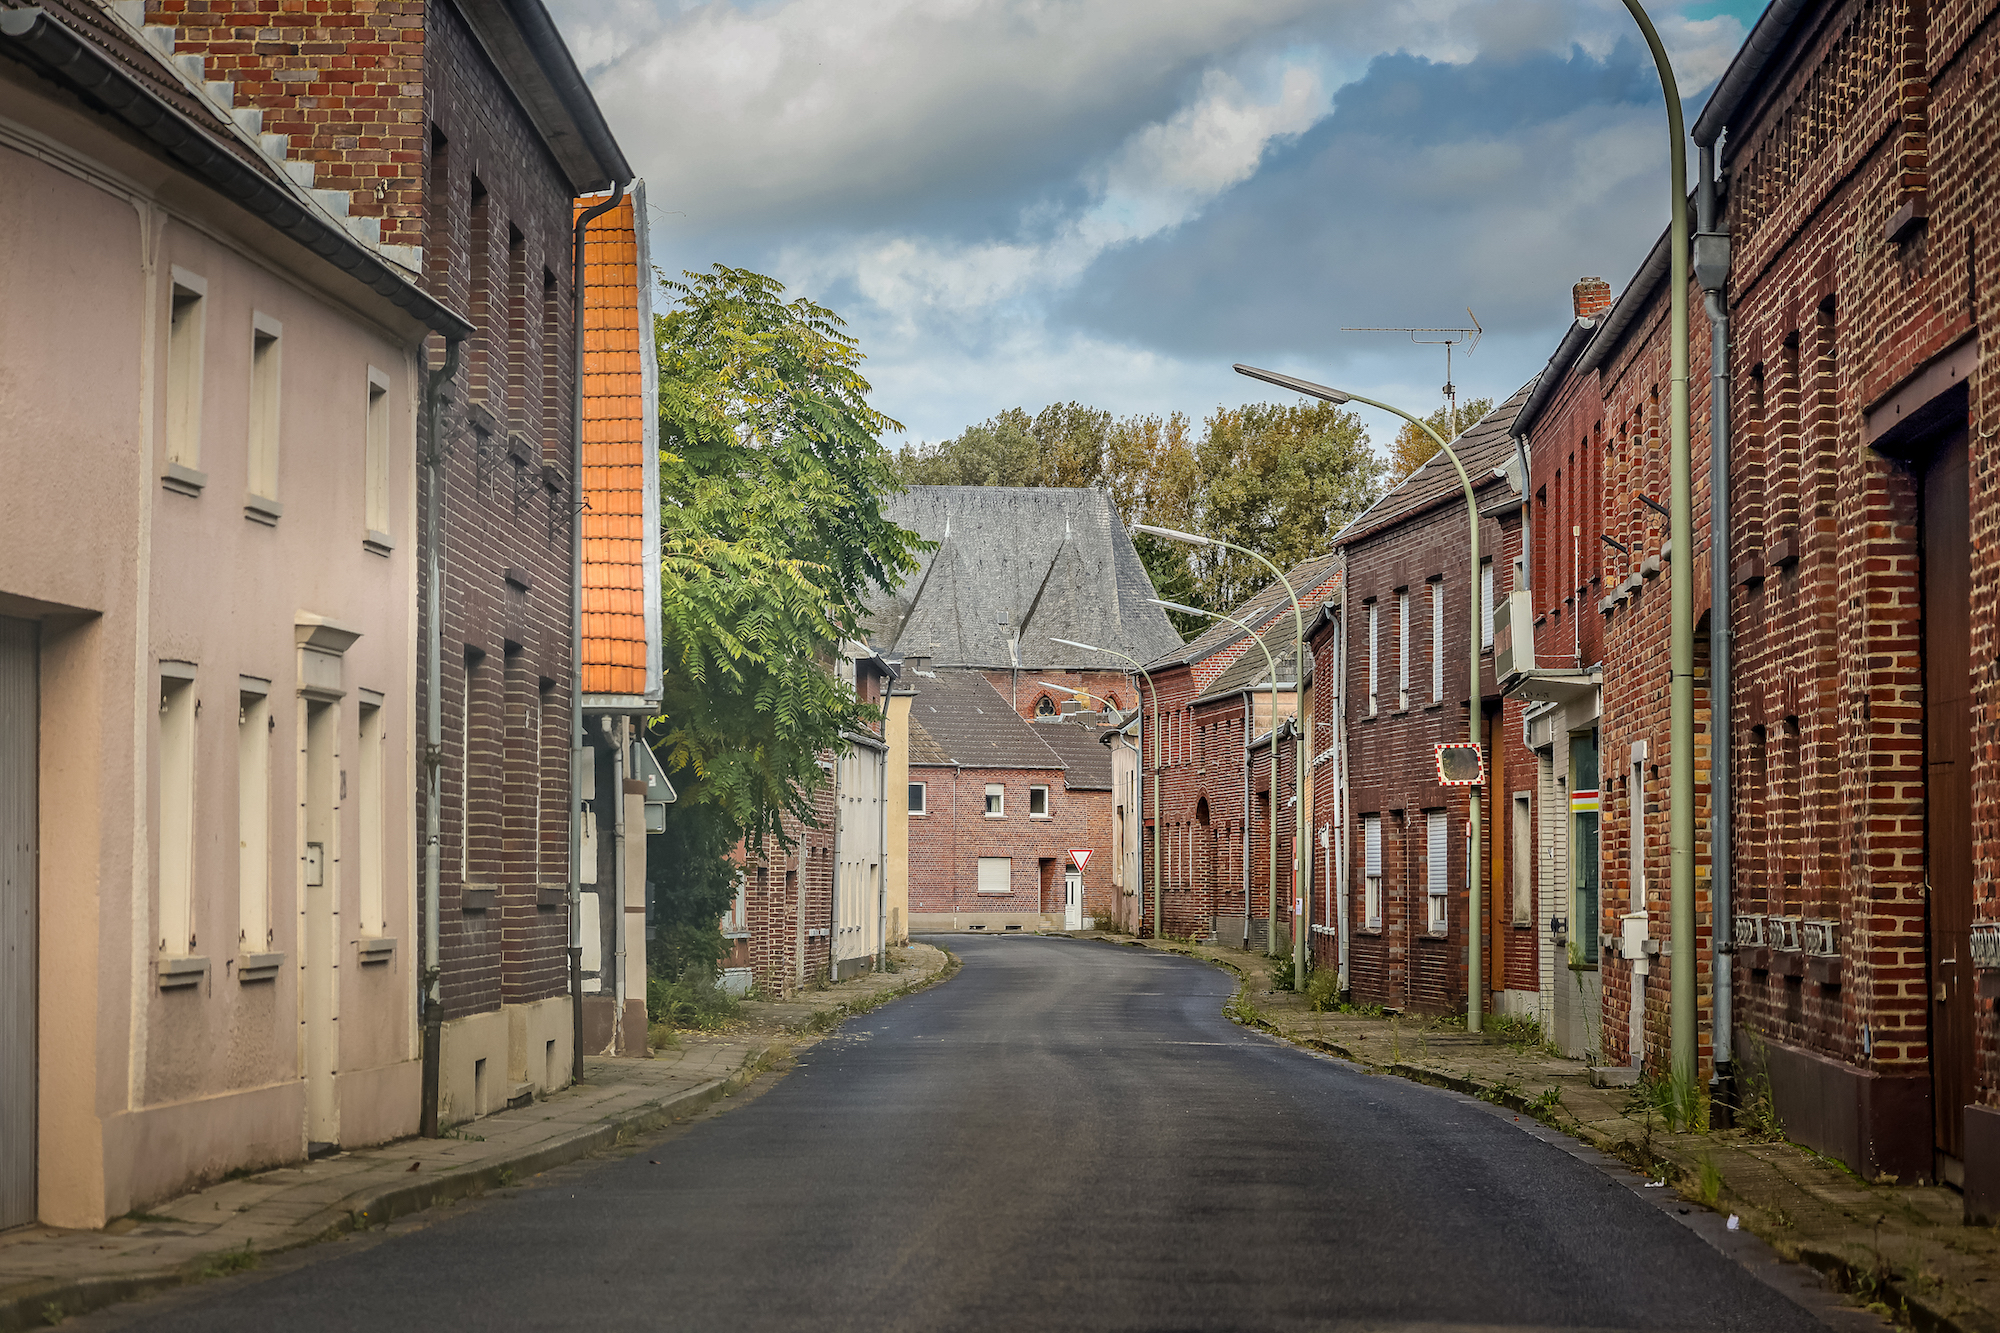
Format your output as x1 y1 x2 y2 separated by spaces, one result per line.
1387 397 1493 482
647 265 924 968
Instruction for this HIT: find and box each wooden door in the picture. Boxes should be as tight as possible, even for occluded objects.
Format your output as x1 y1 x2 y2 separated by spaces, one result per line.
0 617 36 1229
1925 428 1973 1160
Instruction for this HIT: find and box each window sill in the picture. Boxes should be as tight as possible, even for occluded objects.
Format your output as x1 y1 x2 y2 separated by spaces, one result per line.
462 886 496 913
910 811 929 818
161 461 207 496
976 890 1012 896
357 936 396 965
363 529 394 557
1029 814 1051 821
984 814 1006 820
238 951 284 983
158 955 209 989
244 493 283 526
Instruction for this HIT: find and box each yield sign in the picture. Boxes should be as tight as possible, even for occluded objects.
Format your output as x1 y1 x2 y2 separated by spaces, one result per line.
1068 848 1092 871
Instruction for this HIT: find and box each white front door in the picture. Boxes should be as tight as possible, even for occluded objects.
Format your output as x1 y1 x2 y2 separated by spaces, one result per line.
1064 872 1083 931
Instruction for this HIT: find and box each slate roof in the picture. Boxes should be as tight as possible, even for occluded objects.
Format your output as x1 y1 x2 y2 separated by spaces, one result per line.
866 487 1183 671
1333 379 1537 549
902 671 1065 770
1195 613 1302 703
906 717 953 765
1029 718 1114 791
1145 550 1343 672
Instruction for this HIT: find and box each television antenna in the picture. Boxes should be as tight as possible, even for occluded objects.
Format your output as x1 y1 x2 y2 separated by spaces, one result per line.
1342 309 1482 439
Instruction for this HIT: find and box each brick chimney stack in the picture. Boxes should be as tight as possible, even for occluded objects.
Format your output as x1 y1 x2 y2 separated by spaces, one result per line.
1573 277 1612 320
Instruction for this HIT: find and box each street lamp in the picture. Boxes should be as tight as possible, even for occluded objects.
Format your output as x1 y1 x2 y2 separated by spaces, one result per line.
1149 598 1284 958
1051 637 1163 938
1135 523 1312 991
1232 363 1487 1031
1618 0 1696 1104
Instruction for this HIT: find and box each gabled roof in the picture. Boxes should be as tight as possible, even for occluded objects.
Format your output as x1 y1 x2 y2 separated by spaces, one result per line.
1333 380 1537 549
1030 718 1113 791
903 670 1065 771
906 717 953 765
1195 613 1301 703
1145 550 1343 672
866 487 1182 672
454 0 631 192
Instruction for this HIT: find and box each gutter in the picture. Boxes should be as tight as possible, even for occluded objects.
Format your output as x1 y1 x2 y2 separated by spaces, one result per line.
1690 0 1815 148
1575 215 1679 378
0 9 470 342
1511 319 1598 444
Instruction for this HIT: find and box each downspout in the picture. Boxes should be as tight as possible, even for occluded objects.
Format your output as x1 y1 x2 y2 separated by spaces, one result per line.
570 181 629 1085
1695 140 1735 1123
877 741 889 971
419 334 461 1139
1335 603 1350 993
610 716 629 1055
830 747 843 982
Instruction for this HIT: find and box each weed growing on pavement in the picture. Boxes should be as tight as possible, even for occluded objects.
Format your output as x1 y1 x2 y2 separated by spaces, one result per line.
1697 1155 1723 1207
1269 953 1298 991
1737 1049 1786 1142
1528 1086 1564 1121
648 968 740 1032
648 1021 681 1051
40 1301 63 1326
1305 966 1341 1012
1627 1069 1707 1134
1478 1075 1523 1107
198 1244 259 1279
1483 1011 1546 1053
437 1125 485 1142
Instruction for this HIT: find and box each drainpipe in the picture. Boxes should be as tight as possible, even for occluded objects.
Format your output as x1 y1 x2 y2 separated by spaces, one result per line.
877 741 889 970
1334 602 1350 993
610 717 629 1055
419 335 461 1139
830 746 843 982
569 181 629 1086
1242 689 1252 949
1694 140 1735 1124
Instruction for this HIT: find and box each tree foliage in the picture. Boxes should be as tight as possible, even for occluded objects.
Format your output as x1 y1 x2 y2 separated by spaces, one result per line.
646 265 923 968
893 399 1384 634
1386 396 1494 482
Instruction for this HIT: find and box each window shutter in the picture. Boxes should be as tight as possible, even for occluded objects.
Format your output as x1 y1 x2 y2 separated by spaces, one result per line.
1480 561 1495 649
1428 810 1447 895
1431 582 1444 702
1363 815 1382 875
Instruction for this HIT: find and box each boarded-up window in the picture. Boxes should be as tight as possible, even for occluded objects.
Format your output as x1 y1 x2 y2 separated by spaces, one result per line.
1480 560 1495 650
977 857 1011 894
1430 581 1444 703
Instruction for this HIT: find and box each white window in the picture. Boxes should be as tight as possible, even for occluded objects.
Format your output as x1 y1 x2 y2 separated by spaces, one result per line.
159 667 197 957
358 699 385 936
1367 603 1379 716
908 782 927 815
984 783 1005 817
1397 591 1411 711
1029 785 1049 817
1430 580 1444 703
1362 814 1382 929
1512 793 1533 926
1426 809 1448 933
238 686 271 951
246 313 282 520
977 857 1011 894
365 369 391 547
1481 559 1496 651
166 269 206 475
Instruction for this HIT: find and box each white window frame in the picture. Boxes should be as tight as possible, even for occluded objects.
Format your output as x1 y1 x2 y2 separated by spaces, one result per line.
159 665 198 958
364 367 392 551
1397 590 1411 711
1512 792 1533 926
1480 559 1496 651
358 696 386 936
908 781 927 815
1429 579 1444 703
1367 602 1379 716
1426 808 1448 934
976 856 1011 894
1028 784 1049 818
984 783 1005 818
166 267 207 478
1362 813 1382 929
238 683 271 951
246 311 283 521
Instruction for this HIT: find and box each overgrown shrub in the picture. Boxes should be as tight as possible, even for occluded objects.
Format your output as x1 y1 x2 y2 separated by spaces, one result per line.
647 967 740 1032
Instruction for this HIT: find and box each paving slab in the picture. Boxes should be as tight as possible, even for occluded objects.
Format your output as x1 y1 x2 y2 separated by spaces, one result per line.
0 943 954 1333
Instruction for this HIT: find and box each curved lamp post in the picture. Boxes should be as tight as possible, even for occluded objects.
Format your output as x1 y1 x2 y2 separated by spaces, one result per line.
1618 0 1696 1101
1135 524 1312 990
1051 637 1162 937
1149 598 1284 958
1233 363 1487 1031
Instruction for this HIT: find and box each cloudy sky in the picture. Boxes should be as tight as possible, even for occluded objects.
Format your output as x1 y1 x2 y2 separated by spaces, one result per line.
547 0 1768 450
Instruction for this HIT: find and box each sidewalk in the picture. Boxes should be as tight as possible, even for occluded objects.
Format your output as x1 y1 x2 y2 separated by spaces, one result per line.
1091 931 2000 1333
0 942 954 1332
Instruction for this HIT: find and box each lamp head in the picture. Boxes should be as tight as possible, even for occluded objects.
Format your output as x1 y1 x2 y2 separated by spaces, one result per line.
1146 596 1213 620
1133 523 1209 547
1233 363 1352 405
1050 636 1103 654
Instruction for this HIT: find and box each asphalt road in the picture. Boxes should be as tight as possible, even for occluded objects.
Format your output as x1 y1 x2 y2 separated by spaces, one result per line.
105 936 1862 1332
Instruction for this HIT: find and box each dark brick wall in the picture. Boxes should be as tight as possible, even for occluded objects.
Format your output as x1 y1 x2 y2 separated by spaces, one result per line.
980 668 1138 721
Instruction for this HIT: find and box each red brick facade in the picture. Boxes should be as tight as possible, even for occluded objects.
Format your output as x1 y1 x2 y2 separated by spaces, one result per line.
906 763 1110 923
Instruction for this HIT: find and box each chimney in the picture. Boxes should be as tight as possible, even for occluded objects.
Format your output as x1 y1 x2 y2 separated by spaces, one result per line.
1573 277 1612 320
906 653 932 676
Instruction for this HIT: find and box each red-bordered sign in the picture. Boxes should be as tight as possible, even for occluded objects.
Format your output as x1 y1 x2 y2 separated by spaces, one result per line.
1434 742 1485 787
1068 848 1092 871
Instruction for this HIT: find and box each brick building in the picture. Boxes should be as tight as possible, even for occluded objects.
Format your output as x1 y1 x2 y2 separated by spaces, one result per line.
1505 279 1615 1059
1327 389 1531 1017
903 669 1113 932
1141 552 1342 944
140 0 632 1124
